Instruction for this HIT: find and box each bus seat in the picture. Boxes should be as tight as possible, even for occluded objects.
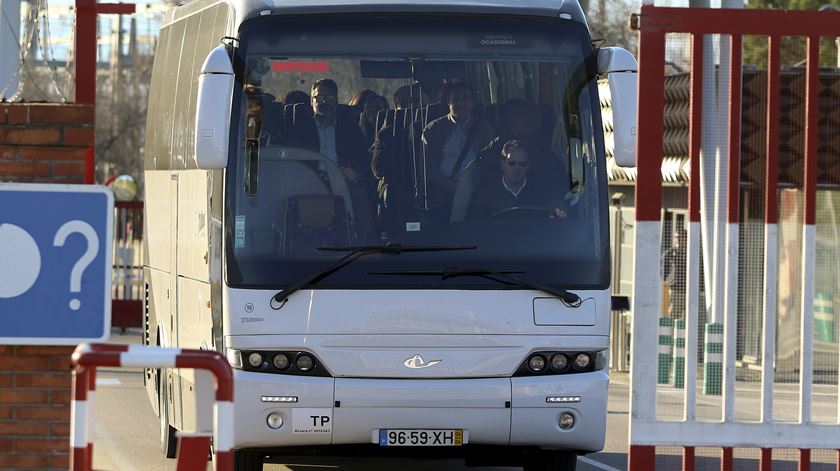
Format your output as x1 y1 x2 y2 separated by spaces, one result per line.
375 110 386 133
292 102 314 125
539 104 557 139
240 159 329 256
424 103 448 127
483 103 501 133
284 195 350 256
283 103 296 137
261 101 286 146
449 159 478 223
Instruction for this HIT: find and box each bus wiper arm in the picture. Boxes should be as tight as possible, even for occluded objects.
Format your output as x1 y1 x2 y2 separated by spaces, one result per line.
370 268 581 307
270 244 476 310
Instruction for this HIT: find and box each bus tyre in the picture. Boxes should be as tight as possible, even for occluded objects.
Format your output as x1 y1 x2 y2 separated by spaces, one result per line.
234 450 264 471
524 450 577 471
158 371 177 459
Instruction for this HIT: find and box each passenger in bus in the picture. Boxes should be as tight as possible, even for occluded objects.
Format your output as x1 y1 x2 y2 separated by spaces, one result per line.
369 85 427 234
286 78 373 237
392 83 430 110
357 93 388 150
421 82 494 221
471 98 568 197
245 85 280 145
468 140 566 220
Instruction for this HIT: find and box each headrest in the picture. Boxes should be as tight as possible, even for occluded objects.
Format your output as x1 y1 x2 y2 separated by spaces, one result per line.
292 195 338 228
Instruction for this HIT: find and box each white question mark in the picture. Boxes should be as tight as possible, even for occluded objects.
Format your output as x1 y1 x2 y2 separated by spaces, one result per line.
53 220 99 311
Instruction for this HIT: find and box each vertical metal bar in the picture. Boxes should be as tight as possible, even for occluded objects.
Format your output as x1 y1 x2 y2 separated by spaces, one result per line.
761 34 781 424
683 446 696 471
629 445 656 471
721 447 733 471
685 32 704 423
628 7 665 467
75 0 96 105
630 22 666 415
799 449 811 471
798 35 820 426
722 33 743 423
760 448 772 471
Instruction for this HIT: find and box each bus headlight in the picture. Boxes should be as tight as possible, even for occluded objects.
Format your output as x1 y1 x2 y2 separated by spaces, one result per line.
248 352 264 368
296 354 315 372
527 354 547 372
272 353 290 370
573 353 591 371
232 350 331 376
550 353 569 372
514 351 600 376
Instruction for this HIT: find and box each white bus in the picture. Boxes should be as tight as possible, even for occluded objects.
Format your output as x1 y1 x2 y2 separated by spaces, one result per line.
142 1 637 470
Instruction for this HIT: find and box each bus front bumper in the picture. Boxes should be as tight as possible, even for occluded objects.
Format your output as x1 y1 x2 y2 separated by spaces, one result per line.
231 370 608 453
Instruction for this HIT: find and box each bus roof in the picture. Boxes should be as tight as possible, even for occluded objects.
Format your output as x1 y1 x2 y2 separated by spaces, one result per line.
173 0 587 32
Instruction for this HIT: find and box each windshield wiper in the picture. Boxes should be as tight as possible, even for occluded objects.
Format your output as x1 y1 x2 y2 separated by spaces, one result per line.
370 268 582 308
270 244 476 310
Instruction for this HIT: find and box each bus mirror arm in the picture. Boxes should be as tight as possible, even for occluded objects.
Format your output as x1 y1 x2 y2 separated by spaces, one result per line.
195 45 235 170
597 47 637 168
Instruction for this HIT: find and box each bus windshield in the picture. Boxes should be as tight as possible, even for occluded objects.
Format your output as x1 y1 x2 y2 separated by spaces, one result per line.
225 14 609 290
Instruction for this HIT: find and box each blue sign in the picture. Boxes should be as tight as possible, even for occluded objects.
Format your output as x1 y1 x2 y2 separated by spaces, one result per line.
0 183 114 345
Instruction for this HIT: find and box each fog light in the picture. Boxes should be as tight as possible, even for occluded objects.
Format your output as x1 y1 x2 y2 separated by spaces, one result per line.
559 412 575 430
248 352 264 368
266 413 283 429
527 354 546 372
273 353 290 370
574 353 591 370
296 354 314 372
550 353 569 371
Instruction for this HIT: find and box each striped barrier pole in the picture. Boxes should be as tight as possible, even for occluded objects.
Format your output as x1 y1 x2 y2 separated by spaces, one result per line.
704 323 724 395
658 317 675 384
672 318 686 389
70 343 234 471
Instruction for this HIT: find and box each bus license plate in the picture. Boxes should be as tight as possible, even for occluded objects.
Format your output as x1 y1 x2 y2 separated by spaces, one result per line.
379 429 463 447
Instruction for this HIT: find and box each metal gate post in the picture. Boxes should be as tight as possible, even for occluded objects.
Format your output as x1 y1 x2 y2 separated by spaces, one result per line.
627 10 666 470
629 4 840 469
70 344 234 471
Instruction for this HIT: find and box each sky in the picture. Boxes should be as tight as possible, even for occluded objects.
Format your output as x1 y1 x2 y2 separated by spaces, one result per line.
4 0 168 62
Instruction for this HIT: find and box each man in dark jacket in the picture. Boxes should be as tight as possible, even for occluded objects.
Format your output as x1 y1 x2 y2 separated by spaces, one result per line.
421 82 494 222
287 78 374 237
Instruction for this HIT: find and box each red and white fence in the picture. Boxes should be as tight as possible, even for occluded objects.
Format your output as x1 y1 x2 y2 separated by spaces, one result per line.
111 201 144 329
629 5 840 469
70 343 233 471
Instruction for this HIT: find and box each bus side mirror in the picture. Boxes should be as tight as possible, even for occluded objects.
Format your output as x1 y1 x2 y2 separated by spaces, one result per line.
195 45 234 169
597 47 637 168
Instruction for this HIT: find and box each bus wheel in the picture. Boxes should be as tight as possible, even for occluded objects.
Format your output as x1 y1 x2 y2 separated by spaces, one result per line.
158 370 177 459
234 450 264 471
524 450 577 471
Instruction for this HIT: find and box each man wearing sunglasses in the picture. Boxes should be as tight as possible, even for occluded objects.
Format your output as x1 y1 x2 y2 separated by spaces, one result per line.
469 139 565 219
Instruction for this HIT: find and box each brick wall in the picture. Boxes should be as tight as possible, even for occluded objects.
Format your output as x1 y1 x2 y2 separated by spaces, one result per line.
0 346 75 470
1 103 94 470
0 103 94 183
